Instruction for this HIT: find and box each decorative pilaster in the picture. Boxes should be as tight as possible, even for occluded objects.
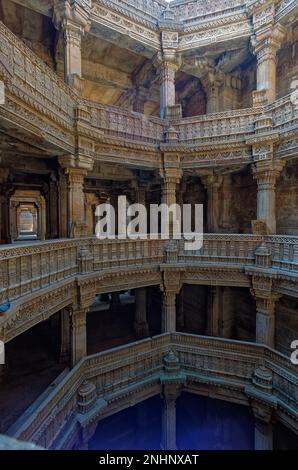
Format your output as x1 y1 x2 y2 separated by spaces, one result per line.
252 157 284 234
53 0 91 84
250 275 281 348
134 288 149 340
70 306 87 367
250 3 285 105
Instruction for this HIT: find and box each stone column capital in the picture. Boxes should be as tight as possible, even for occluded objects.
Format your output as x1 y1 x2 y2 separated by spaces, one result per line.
161 267 184 296
251 23 286 60
252 158 284 188
58 154 94 173
160 167 182 186
53 0 91 34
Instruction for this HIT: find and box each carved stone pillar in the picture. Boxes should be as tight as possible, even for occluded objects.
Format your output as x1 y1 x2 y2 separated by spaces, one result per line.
161 383 182 450
0 168 10 244
160 58 179 118
134 288 149 339
251 5 285 105
202 174 223 233
53 0 91 84
158 27 180 118
59 155 93 238
251 276 281 348
70 306 87 367
160 168 182 207
160 268 183 333
253 158 284 234
60 307 71 364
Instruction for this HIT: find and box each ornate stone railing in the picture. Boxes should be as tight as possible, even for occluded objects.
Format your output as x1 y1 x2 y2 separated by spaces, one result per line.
10 333 298 448
175 96 297 145
175 108 259 144
0 235 297 307
0 238 165 305
266 236 298 272
179 234 263 264
172 0 245 21
0 21 76 132
82 101 164 144
1 19 298 154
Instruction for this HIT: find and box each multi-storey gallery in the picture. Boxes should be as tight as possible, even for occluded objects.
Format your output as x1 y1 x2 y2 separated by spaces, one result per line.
0 0 297 451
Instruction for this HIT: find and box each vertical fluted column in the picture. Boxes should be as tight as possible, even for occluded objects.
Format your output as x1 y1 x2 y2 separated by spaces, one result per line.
160 60 178 118
59 155 94 238
53 0 91 85
162 290 177 333
161 384 182 450
255 294 280 348
251 5 285 105
251 276 281 348
70 307 87 367
253 159 284 234
160 168 182 206
134 288 149 339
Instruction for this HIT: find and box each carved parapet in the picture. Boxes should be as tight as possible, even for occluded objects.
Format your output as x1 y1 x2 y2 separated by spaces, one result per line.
164 239 179 263
254 241 272 267
77 380 97 414
160 351 186 387
77 246 93 273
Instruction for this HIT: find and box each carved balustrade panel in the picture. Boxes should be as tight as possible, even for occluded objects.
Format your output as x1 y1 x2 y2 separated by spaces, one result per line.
0 21 76 130
84 101 164 144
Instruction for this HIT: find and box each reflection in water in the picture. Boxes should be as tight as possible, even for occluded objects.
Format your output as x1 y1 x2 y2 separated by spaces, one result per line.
88 393 254 450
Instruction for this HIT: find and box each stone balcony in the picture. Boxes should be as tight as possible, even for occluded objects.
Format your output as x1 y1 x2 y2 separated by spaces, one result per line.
1 19 298 167
7 332 298 449
0 235 297 344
